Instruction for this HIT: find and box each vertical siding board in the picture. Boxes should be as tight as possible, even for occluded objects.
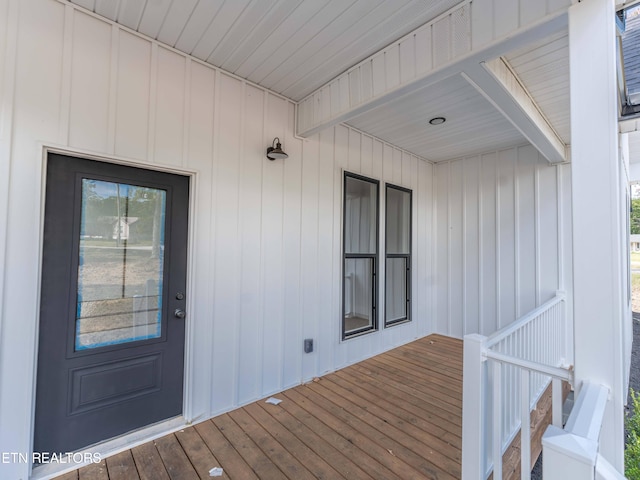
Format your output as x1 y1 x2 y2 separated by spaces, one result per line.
68 11 111 152
106 24 118 154
320 85 331 122
392 148 403 184
301 133 320 381
516 145 537 316
481 152 498 335
498 148 516 328
347 129 361 172
332 124 350 370
338 76 349 114
435 162 449 334
415 27 432 76
261 93 287 395
449 160 464 337
493 0 520 40
423 161 434 336
520 1 546 27
211 74 243 412
360 60 373 103
58 5 73 145
451 5 471 59
115 30 150 160
470 0 493 49
464 157 480 335
372 54 386 97
330 80 341 118
237 84 264 404
538 162 559 304
185 61 216 417
399 36 416 84
360 134 373 177
410 156 420 338
432 16 451 68
385 47 400 90
282 103 303 389
154 47 185 167
348 68 361 107
316 126 336 379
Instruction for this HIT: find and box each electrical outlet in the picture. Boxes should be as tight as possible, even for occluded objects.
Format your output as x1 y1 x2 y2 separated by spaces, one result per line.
304 338 313 353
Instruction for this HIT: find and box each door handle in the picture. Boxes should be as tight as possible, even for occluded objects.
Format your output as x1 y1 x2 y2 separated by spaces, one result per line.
174 309 186 319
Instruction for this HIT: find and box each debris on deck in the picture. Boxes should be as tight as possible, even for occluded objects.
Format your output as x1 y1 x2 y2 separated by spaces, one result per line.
209 466 223 477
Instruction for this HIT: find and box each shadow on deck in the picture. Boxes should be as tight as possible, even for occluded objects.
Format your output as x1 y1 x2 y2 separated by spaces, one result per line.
53 334 462 480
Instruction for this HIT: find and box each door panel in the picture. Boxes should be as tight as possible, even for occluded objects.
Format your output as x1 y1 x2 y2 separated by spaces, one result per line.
35 153 189 455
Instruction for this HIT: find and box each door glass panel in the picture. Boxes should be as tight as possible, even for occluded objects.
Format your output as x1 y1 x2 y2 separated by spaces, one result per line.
76 179 166 350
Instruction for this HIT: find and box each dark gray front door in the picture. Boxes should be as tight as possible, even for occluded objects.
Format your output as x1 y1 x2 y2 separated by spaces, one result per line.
35 153 189 455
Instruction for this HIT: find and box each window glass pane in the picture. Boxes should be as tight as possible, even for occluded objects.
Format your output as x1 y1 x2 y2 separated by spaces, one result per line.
344 258 374 334
76 179 166 350
345 176 377 254
386 187 411 254
386 257 407 322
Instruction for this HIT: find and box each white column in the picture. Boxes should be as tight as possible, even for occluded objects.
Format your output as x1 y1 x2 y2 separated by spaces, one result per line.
569 0 625 470
461 333 486 480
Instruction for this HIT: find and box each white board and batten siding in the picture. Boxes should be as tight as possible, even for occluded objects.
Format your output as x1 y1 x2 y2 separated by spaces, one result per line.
0 0 433 473
434 145 573 341
297 0 573 137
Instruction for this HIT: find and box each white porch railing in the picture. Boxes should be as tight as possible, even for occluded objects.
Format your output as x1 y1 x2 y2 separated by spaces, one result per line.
543 382 626 480
462 292 574 480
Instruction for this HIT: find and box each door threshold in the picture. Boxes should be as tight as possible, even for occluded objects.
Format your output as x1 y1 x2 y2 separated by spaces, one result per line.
30 416 186 480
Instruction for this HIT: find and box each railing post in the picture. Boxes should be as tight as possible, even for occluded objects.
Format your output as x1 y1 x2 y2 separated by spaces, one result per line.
462 333 487 480
542 426 597 480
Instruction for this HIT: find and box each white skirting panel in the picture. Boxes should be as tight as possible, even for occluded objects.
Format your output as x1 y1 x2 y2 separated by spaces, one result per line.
434 145 573 338
0 1 433 475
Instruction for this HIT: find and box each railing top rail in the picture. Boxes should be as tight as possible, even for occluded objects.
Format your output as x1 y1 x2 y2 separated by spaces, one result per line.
485 292 566 349
484 350 573 381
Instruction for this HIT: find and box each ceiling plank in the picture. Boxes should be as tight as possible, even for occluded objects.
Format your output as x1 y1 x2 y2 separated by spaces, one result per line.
462 58 566 164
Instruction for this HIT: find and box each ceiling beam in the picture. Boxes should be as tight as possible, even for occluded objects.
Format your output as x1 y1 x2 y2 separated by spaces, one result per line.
462 58 567 164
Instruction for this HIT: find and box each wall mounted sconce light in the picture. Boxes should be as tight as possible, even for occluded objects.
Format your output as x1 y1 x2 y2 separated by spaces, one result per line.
266 137 288 160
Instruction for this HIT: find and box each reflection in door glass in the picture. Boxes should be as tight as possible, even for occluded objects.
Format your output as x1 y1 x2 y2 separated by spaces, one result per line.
76 179 166 350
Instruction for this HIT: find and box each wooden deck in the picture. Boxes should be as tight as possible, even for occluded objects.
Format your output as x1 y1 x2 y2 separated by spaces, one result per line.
53 334 463 480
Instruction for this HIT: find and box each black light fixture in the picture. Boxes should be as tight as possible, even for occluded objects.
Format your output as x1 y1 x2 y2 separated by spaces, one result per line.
266 137 288 160
429 116 446 125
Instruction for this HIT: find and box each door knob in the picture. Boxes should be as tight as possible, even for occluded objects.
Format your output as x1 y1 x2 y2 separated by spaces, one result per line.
174 309 186 319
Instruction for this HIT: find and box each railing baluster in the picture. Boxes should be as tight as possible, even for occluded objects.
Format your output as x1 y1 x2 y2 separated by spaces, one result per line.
493 360 503 480
521 369 531 480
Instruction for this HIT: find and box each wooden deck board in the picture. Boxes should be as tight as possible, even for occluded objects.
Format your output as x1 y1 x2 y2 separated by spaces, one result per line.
130 442 170 480
53 334 551 480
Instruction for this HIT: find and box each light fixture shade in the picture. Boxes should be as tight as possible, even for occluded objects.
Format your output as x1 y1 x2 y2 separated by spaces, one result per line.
266 137 288 160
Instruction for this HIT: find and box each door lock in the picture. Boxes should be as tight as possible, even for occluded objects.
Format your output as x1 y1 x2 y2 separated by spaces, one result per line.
174 309 186 319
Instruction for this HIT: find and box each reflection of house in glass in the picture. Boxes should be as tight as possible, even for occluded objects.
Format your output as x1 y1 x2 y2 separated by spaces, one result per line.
107 216 139 241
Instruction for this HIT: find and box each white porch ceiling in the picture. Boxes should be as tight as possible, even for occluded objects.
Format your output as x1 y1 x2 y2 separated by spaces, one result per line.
69 0 463 102
346 74 526 162
504 31 571 145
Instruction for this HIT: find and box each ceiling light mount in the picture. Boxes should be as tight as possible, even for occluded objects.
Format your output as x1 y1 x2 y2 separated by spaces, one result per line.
266 137 288 160
429 116 446 125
